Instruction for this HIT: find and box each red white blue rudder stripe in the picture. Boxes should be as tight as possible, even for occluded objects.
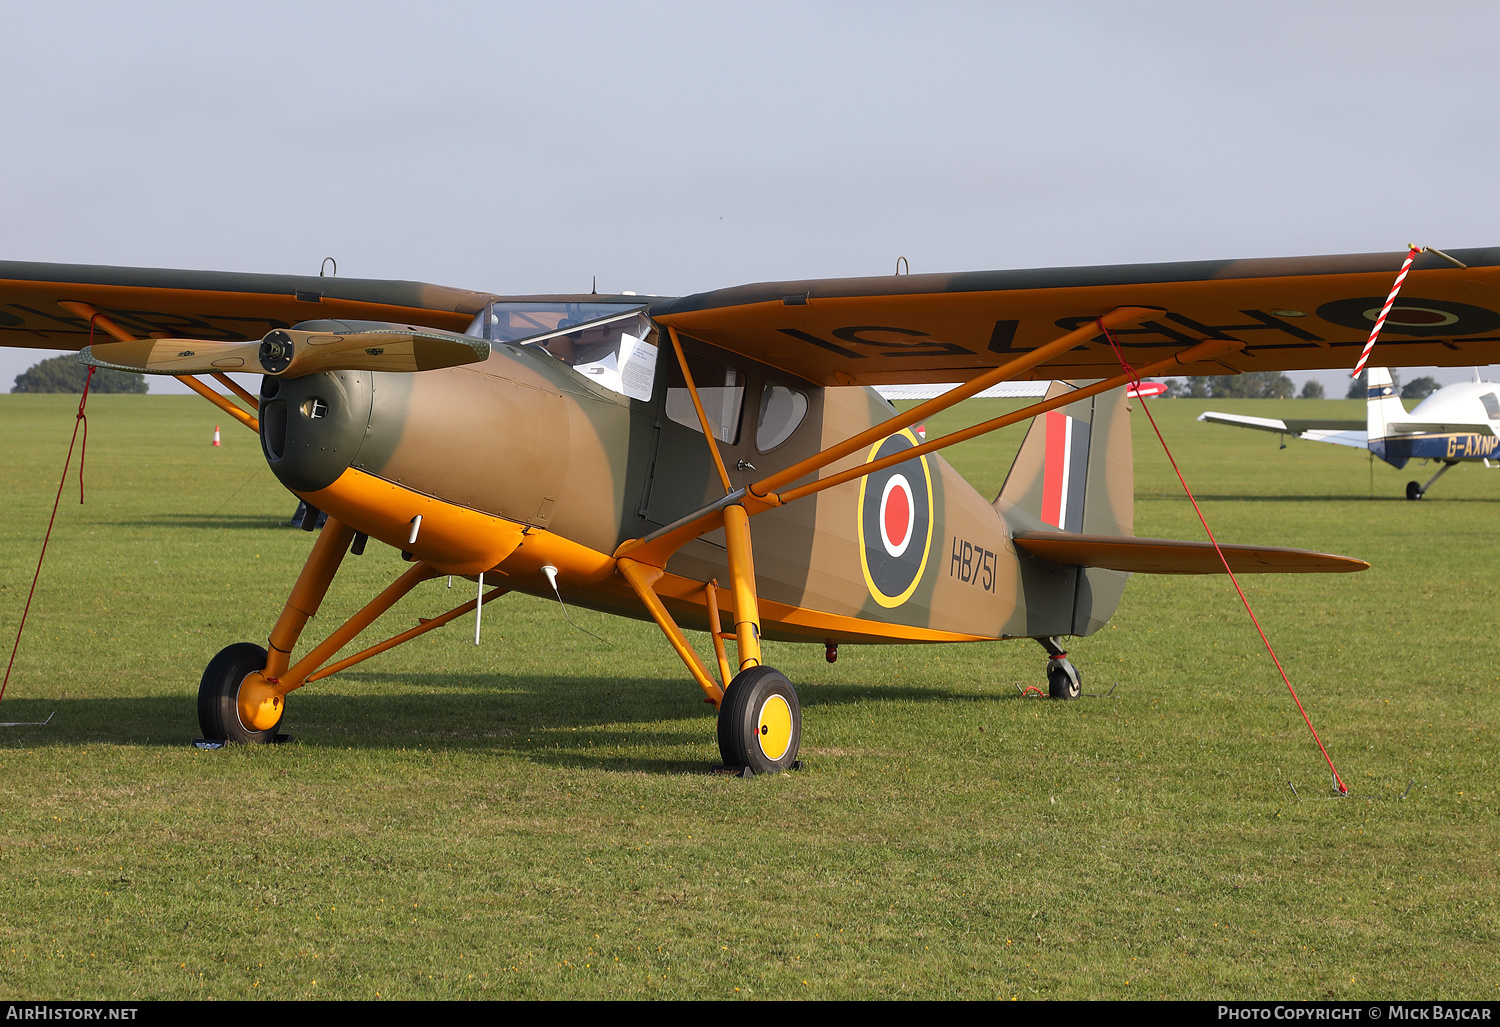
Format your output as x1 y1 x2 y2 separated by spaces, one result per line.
1040 410 1090 533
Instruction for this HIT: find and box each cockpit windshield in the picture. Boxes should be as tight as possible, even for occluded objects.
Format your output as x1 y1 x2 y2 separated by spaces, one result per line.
467 301 657 401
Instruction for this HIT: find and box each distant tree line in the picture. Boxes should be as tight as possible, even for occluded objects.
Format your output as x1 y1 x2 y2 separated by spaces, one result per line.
1155 370 1441 401
11 354 147 394
1156 372 1296 399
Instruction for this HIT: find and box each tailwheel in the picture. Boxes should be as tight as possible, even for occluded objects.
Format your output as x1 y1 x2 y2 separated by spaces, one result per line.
1047 658 1082 699
717 666 801 775
198 643 283 744
1037 636 1081 700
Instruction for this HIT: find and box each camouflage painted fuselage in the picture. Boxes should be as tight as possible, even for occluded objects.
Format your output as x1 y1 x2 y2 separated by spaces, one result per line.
261 321 1115 648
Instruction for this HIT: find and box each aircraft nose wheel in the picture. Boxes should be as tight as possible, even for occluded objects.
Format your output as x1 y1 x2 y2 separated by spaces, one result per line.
717 666 801 775
198 642 283 744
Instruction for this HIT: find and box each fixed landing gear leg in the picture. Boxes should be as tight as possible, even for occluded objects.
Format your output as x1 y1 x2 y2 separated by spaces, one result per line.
1036 636 1081 700
198 518 356 743
1407 460 1458 500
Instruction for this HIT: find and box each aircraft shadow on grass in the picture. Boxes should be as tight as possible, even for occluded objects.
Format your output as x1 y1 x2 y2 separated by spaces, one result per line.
112 514 301 529
1146 493 1493 503
0 674 1028 772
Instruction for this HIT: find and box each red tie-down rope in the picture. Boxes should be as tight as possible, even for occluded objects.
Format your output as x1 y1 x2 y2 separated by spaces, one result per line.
1097 319 1349 795
0 327 98 706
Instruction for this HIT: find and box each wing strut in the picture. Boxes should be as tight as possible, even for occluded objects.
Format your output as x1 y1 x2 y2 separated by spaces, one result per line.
616 559 726 706
666 326 734 495
769 334 1244 507
747 305 1162 499
55 301 260 432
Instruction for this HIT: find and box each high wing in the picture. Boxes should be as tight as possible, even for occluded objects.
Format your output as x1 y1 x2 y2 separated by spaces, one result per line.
10 250 1500 387
0 260 495 349
1197 411 1370 450
650 249 1500 386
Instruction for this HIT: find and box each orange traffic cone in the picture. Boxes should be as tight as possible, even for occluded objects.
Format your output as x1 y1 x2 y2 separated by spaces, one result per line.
212 425 221 447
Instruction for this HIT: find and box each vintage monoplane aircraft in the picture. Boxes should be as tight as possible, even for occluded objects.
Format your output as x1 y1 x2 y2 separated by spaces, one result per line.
1199 366 1500 499
3 248 1499 772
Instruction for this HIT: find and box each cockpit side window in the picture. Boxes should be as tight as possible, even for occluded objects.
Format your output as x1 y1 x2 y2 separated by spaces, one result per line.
1481 392 1500 420
663 350 744 445
468 301 657 401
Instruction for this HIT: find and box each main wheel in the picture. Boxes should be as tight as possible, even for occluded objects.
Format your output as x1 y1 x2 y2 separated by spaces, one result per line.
1406 481 1424 501
198 643 281 744
1047 658 1081 700
717 666 801 774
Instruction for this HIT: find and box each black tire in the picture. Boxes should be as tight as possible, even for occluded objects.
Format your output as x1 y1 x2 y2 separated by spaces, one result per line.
198 643 280 743
717 666 801 774
1047 660 1081 700
1406 481 1423 501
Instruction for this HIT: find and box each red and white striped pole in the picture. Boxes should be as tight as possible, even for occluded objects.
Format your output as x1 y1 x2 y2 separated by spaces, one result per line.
1351 245 1422 378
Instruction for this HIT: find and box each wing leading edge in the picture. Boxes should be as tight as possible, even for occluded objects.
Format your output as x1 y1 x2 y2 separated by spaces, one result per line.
650 248 1500 387
0 260 494 351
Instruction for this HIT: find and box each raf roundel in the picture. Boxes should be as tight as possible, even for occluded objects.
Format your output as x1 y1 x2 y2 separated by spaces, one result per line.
857 429 934 608
879 474 915 557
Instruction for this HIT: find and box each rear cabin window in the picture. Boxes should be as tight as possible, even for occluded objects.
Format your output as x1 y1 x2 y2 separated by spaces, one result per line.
756 383 809 452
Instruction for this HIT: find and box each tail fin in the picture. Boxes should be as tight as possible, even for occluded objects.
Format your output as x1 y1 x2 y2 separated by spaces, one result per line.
994 382 1133 636
1364 367 1409 468
995 382 1132 537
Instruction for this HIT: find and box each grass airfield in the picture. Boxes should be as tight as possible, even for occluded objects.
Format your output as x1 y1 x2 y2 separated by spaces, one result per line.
0 392 1495 1000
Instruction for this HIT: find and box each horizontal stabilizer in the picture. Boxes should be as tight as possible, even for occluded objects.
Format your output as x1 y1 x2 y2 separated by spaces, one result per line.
82 324 488 378
1012 531 1368 574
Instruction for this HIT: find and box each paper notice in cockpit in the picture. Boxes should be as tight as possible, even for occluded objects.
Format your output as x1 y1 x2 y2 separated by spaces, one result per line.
619 332 657 402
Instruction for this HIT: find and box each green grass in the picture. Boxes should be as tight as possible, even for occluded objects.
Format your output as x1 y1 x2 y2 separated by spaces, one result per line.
0 393 1495 999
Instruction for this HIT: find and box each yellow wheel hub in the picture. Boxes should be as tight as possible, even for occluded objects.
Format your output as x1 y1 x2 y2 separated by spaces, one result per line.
237 671 284 732
755 694 793 761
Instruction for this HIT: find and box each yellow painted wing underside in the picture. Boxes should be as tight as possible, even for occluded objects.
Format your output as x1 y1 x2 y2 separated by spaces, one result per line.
650 248 1500 386
0 260 494 350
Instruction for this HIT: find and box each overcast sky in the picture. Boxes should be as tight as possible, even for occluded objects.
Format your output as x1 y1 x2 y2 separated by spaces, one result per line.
4 1 1498 394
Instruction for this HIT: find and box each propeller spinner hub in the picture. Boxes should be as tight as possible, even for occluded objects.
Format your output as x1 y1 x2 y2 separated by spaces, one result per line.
259 330 294 373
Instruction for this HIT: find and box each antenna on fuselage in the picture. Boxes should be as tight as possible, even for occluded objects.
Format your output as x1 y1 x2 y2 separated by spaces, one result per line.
542 565 610 645
475 571 484 645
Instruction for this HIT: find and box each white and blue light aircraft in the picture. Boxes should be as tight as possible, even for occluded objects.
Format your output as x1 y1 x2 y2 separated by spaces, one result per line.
1199 368 1500 499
